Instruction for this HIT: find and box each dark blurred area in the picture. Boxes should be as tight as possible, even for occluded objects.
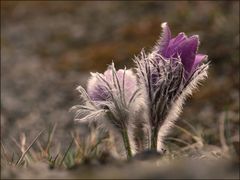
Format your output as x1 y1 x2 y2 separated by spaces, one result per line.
1 1 239 156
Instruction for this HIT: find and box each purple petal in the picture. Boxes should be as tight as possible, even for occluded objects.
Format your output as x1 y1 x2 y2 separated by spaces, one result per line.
87 68 137 103
156 22 172 55
164 32 187 57
103 69 113 81
175 35 199 73
192 54 207 71
87 73 111 101
115 69 138 102
121 70 138 101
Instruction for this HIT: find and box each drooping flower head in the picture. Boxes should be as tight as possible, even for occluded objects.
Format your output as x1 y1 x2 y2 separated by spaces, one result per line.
154 22 207 77
71 63 140 158
135 22 209 150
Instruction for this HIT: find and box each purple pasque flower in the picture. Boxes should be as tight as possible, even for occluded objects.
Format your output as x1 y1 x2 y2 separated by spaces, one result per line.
135 23 209 151
154 22 208 76
71 63 140 159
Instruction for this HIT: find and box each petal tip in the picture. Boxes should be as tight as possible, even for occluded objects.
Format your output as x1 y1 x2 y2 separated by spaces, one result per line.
191 35 200 41
161 22 168 28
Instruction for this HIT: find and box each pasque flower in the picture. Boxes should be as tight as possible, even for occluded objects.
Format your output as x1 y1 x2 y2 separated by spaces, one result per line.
72 22 209 157
135 22 209 151
71 63 140 158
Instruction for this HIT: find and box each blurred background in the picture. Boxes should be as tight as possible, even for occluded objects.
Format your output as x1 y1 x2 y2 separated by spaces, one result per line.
1 1 239 157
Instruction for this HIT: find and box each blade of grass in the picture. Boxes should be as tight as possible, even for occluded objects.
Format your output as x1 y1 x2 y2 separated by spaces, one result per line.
49 153 59 169
174 124 203 144
16 129 45 166
71 134 83 161
89 137 105 156
66 151 75 168
1 142 11 163
179 142 203 152
37 141 44 152
181 119 199 136
20 133 26 153
10 136 22 150
219 112 229 152
52 153 59 166
29 148 38 162
165 137 191 146
45 123 57 154
11 136 30 164
11 152 15 165
59 138 74 167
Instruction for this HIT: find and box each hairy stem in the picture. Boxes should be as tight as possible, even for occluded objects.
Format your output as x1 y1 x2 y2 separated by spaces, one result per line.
121 128 132 159
150 127 158 150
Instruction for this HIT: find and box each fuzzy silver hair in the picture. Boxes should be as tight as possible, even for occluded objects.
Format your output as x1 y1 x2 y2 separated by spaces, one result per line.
135 49 209 151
